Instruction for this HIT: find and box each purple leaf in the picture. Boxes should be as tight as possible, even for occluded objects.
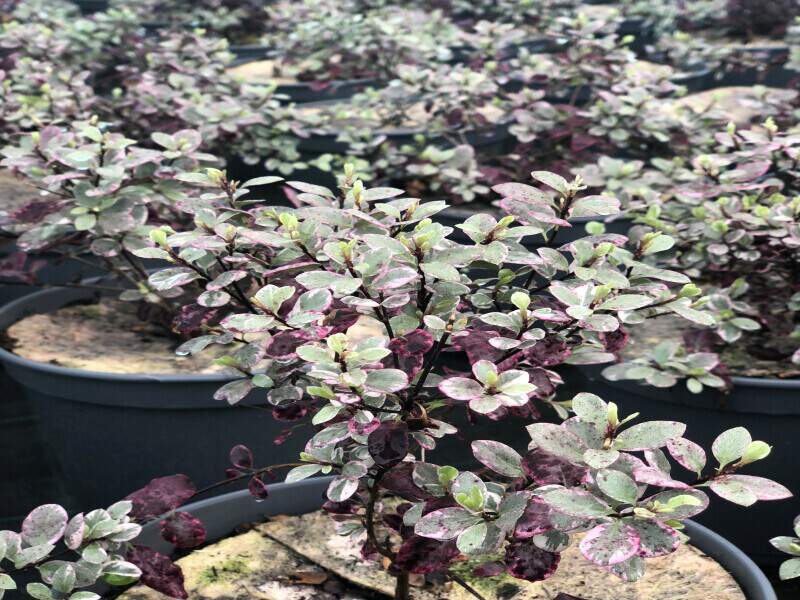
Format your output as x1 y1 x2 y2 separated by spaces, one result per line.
264 330 310 359
127 545 187 599
524 337 572 366
473 561 506 577
579 522 641 566
394 536 460 574
514 497 554 539
367 422 409 467
229 444 254 470
126 475 196 521
505 539 560 582
248 475 270 500
522 449 588 486
160 512 206 549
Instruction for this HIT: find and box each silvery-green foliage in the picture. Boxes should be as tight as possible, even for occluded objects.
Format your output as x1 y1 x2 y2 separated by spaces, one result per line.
627 121 800 374
0 501 142 599
264 1 460 82
772 515 800 580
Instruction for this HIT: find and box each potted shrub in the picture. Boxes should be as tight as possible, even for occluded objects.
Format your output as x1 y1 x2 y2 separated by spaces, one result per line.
647 0 800 88
0 124 315 508
229 1 462 103
108 0 271 48
0 161 791 599
576 120 800 562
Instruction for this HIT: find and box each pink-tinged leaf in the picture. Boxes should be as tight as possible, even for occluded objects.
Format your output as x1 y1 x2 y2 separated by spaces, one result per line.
710 475 792 506
63 513 85 550
367 422 409 467
505 539 560 581
126 475 196 520
492 182 551 204
127 545 187 599
439 377 484 401
630 520 679 558
632 466 690 489
229 444 254 469
394 536 460 574
21 504 68 546
579 522 641 566
568 195 620 218
415 507 483 540
371 266 419 290
666 437 707 475
160 512 206 549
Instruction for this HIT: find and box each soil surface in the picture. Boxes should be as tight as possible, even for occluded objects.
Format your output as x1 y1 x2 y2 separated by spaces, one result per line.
119 508 745 600
3 300 229 374
227 59 298 85
660 86 793 125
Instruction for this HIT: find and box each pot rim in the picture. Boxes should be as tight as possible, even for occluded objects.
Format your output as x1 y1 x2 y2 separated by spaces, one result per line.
127 478 777 600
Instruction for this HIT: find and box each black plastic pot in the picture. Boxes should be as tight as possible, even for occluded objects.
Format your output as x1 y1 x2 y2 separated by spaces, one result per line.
230 54 381 104
70 0 109 14
112 477 776 600
712 65 798 88
0 286 311 510
571 364 800 565
297 120 513 157
618 18 655 57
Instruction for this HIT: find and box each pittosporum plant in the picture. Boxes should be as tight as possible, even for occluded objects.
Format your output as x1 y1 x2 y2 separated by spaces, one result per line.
772 514 800 580
0 123 214 323
0 165 792 600
611 120 800 381
112 30 308 176
305 62 507 202
263 1 461 84
110 0 270 44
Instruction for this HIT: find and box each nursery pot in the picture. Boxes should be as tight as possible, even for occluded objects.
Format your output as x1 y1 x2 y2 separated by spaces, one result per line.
70 0 109 14
571 364 800 565
111 477 776 600
0 286 311 510
230 55 382 104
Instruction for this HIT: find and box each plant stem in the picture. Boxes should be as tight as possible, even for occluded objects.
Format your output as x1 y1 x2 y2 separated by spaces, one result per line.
450 571 489 600
394 571 410 600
